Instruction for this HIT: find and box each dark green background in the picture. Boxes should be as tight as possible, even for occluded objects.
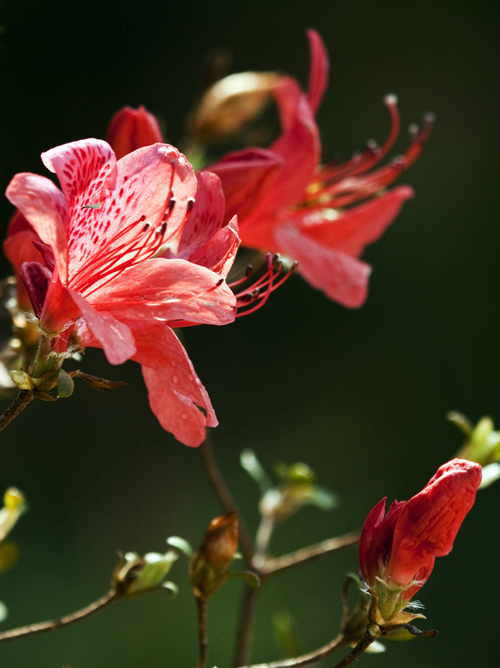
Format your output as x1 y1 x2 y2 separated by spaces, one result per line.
0 0 498 666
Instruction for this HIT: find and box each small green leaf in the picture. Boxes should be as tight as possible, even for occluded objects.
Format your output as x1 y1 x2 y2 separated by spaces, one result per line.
161 581 179 598
304 486 339 511
57 369 75 398
166 536 193 557
273 610 301 659
227 571 260 588
479 462 500 489
446 411 473 437
240 449 272 494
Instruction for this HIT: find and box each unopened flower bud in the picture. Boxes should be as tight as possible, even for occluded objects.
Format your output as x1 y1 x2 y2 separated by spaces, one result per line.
189 511 239 599
107 106 164 160
112 550 178 597
0 488 26 543
188 72 280 143
359 459 481 631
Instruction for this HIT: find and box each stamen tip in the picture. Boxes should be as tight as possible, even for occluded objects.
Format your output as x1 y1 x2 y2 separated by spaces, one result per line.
384 93 398 106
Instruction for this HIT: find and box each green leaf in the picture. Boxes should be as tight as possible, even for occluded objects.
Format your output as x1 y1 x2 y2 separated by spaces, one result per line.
446 411 473 437
479 462 500 489
166 536 193 557
240 449 272 494
304 486 339 511
273 610 301 659
57 369 75 399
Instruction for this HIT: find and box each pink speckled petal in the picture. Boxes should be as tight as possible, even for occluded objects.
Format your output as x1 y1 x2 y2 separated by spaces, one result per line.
88 257 236 326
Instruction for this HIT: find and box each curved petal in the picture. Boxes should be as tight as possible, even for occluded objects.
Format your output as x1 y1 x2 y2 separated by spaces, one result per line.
87 258 236 326
130 322 217 447
250 87 319 222
182 217 240 279
5 173 68 278
306 29 329 114
359 497 386 582
209 148 283 225
275 225 372 307
178 171 227 253
69 291 136 365
296 186 414 257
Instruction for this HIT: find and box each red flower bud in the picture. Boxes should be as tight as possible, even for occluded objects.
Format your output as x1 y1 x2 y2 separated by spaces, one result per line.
359 459 481 603
107 106 164 159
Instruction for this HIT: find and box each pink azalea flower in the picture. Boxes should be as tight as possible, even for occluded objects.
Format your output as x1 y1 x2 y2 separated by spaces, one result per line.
209 30 434 307
4 139 239 447
359 458 481 607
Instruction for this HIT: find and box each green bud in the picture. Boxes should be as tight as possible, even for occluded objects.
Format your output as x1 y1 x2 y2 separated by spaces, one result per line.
9 370 33 390
112 550 178 597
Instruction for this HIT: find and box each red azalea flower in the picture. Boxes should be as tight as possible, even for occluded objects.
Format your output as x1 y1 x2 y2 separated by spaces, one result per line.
359 458 482 609
209 30 434 307
4 139 239 447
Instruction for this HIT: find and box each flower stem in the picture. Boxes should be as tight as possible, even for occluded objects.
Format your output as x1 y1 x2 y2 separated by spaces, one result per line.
199 430 254 564
237 633 348 668
0 390 34 433
233 516 275 667
261 531 360 578
196 597 209 668
331 629 379 668
0 589 118 642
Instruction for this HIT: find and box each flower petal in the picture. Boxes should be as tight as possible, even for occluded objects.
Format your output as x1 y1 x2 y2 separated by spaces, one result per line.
5 173 68 278
209 148 283 228
178 171 227 253
297 186 414 257
87 258 236 326
306 29 329 114
130 322 217 447
275 225 371 307
183 217 240 279
359 497 387 582
69 291 136 365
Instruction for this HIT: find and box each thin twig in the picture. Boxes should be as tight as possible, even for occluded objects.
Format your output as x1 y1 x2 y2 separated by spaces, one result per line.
0 390 34 433
238 632 348 668
233 515 275 667
331 630 378 668
233 584 259 667
261 532 360 578
196 597 209 668
199 430 254 564
0 589 118 642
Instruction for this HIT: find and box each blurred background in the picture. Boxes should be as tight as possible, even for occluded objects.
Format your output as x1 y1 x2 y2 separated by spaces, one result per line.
0 0 498 666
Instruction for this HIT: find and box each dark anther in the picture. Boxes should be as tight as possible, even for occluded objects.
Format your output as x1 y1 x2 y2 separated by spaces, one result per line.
272 253 281 265
187 198 195 211
168 198 176 212
216 278 224 287
139 214 147 221
161 221 167 235
291 261 299 271
142 223 150 232
245 265 254 278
